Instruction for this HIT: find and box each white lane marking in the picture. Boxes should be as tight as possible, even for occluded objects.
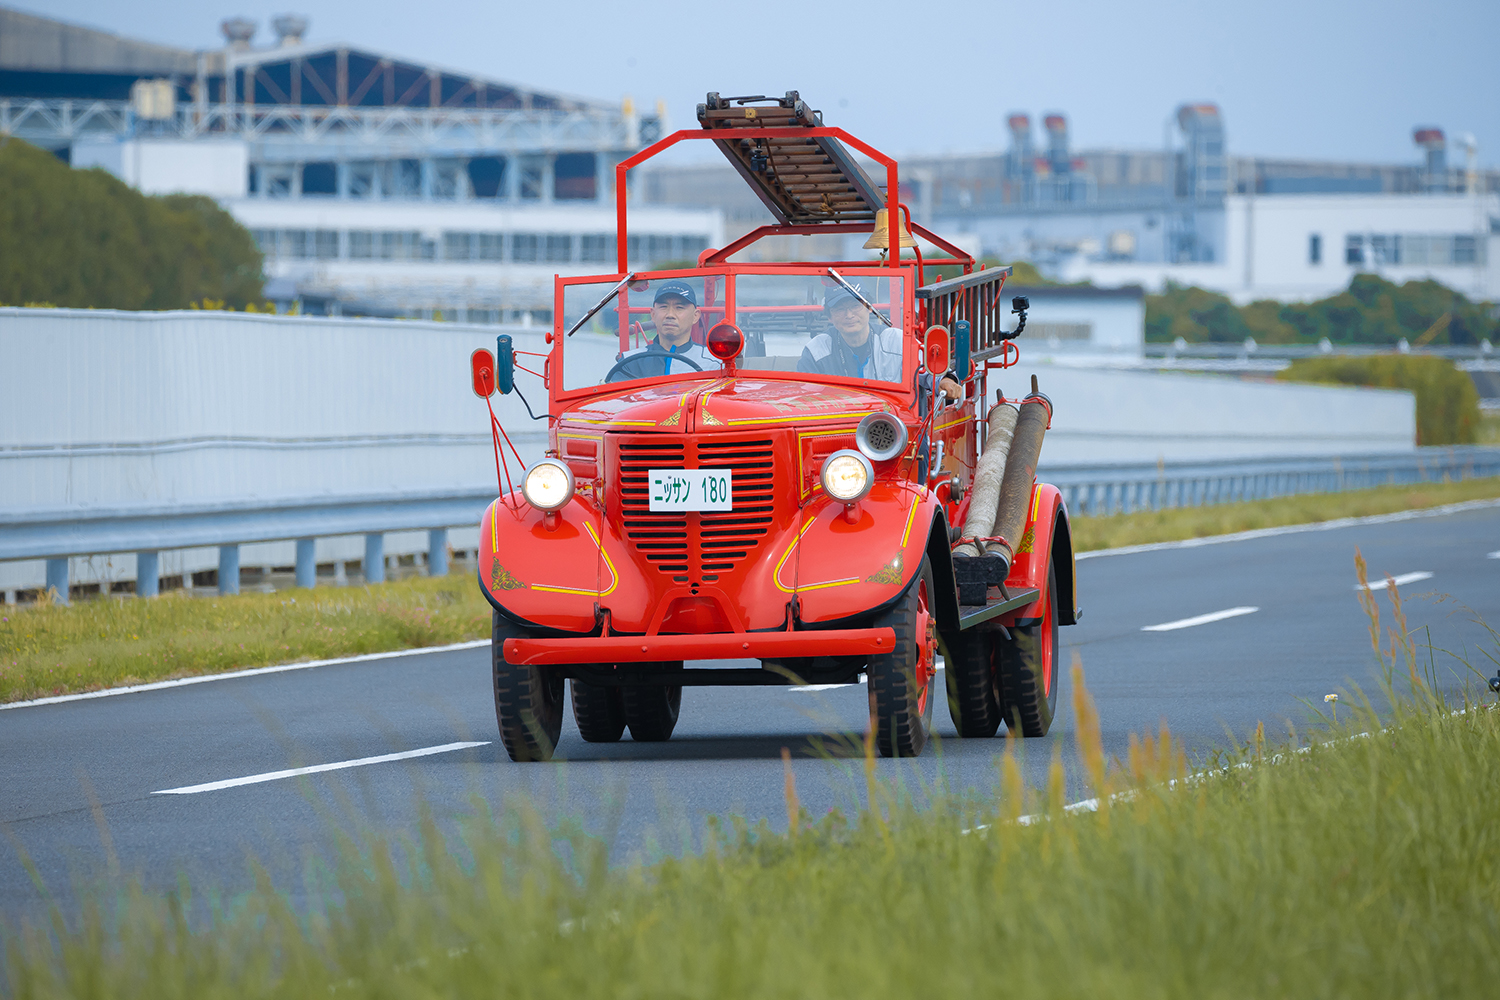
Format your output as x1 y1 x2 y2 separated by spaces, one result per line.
1142 606 1259 632
1 639 491 711
788 664 943 694
153 741 490 795
1488 550 1500 559
1356 571 1433 591
1076 497 1500 562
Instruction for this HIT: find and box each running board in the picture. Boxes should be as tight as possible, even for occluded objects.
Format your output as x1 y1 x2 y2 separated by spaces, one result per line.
957 587 1040 631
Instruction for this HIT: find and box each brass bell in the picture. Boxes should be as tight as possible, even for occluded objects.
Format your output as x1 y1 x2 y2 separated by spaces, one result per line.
863 208 916 250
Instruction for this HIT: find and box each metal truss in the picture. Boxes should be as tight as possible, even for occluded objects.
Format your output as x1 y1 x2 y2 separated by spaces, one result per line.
1 99 651 155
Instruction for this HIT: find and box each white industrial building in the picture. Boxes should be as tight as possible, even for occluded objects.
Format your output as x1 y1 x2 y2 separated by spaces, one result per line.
2 6 721 319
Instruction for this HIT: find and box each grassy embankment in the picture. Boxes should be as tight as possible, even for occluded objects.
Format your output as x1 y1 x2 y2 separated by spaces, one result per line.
4 475 1499 704
6 594 1499 997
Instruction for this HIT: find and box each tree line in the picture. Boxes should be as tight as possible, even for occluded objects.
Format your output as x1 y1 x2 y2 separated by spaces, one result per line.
0 138 264 310
1147 274 1497 347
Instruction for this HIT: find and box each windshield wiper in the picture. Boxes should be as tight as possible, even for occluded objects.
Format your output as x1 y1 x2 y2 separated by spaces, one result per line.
566 272 636 337
825 267 893 328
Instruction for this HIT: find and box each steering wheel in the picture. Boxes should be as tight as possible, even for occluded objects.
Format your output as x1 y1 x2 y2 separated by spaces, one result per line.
604 345 705 384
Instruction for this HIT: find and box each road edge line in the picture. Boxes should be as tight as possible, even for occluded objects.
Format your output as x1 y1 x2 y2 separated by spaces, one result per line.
0 639 491 711
1075 497 1500 562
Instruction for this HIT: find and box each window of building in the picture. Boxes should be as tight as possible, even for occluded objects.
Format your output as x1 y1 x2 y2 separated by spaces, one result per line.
302 162 337 196
478 234 504 261
1453 235 1479 265
1345 235 1364 265
467 157 506 199
580 234 611 263
444 232 473 261
349 231 375 259
381 231 422 260
545 234 573 263
518 158 545 200
512 234 539 262
553 152 597 200
251 229 275 257
1308 233 1321 265
647 235 674 262
284 230 309 259
313 230 339 259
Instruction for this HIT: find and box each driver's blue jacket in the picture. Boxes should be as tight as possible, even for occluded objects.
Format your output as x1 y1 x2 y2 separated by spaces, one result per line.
621 338 722 376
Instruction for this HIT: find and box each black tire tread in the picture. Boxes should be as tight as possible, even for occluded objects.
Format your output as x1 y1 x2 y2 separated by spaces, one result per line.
492 611 565 761
995 560 1059 737
946 629 1001 737
571 680 626 743
867 558 937 758
621 666 682 742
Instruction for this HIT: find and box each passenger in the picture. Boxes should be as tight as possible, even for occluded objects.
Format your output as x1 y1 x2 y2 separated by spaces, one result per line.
797 281 960 400
615 281 721 379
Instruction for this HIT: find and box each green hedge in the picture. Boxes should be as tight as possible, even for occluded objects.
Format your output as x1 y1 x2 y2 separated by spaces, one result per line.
0 137 263 309
1279 355 1481 445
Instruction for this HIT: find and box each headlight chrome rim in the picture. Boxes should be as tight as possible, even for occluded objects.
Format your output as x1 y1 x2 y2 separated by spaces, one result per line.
855 412 908 462
820 449 874 503
521 458 575 512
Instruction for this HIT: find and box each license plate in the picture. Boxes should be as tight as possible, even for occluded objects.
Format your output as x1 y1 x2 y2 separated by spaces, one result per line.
648 469 732 511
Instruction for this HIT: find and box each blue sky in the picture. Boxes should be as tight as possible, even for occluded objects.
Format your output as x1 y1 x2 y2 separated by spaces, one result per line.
27 0 1500 167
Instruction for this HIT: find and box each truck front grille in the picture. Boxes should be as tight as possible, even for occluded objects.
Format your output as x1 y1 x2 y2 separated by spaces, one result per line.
614 435 779 583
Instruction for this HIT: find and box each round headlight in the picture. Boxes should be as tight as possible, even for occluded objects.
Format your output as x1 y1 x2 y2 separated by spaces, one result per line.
521 459 574 512
821 450 874 503
855 412 908 462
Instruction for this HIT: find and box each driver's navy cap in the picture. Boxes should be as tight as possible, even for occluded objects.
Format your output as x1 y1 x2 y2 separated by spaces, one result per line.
825 281 865 310
653 281 697 306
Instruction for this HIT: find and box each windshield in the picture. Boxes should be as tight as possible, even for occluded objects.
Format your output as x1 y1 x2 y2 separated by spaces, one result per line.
736 272 906 387
561 274 728 391
557 270 907 392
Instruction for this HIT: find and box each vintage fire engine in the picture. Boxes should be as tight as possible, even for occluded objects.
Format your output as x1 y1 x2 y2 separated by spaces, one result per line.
468 92 1078 760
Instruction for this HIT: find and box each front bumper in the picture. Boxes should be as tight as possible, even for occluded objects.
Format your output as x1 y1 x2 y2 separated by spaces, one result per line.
503 627 896 666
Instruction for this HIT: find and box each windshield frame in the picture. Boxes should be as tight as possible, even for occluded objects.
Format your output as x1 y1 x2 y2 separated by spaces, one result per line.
551 263 918 404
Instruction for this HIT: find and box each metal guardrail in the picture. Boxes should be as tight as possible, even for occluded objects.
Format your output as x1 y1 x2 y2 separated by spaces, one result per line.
1043 446 1500 518
0 488 496 604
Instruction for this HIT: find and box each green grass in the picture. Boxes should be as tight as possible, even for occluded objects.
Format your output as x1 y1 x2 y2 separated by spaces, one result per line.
7 620 1498 998
1072 475 1500 552
0 575 492 704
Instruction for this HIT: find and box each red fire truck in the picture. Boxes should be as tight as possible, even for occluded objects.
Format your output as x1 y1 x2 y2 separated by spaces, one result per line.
469 92 1078 760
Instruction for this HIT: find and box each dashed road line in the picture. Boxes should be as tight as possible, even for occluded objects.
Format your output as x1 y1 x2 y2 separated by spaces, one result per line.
153 741 490 795
1356 571 1433 591
1142 606 1259 632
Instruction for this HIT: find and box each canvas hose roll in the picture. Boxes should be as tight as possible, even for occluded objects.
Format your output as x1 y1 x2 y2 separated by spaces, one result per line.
987 384 1052 573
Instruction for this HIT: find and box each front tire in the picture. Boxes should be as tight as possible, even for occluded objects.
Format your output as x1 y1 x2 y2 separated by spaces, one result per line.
996 559 1059 736
868 556 939 757
571 679 626 743
492 611 565 761
622 663 683 742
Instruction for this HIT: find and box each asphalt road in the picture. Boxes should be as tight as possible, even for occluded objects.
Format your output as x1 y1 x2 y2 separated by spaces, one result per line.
3 502 1497 924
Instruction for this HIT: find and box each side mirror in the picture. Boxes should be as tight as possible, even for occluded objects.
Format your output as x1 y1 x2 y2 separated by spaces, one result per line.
470 348 496 397
923 325 951 376
495 334 514 395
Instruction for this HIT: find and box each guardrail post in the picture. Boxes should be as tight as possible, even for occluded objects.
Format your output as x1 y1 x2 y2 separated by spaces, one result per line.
295 538 316 589
137 551 159 597
218 545 240 595
428 528 449 578
45 558 69 605
365 533 385 584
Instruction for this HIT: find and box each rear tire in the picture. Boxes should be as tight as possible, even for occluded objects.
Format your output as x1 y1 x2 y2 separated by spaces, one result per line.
946 629 1001 737
996 559 1059 736
622 663 682 742
868 556 938 757
492 611 565 761
571 679 626 743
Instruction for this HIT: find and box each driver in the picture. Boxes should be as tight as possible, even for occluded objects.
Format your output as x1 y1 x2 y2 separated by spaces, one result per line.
797 282 961 400
619 281 721 376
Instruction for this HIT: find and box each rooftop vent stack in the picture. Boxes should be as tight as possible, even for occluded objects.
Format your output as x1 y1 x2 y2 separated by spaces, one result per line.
1175 103 1226 202
1043 114 1070 175
220 17 257 51
1005 114 1034 195
1414 127 1447 192
272 14 309 47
